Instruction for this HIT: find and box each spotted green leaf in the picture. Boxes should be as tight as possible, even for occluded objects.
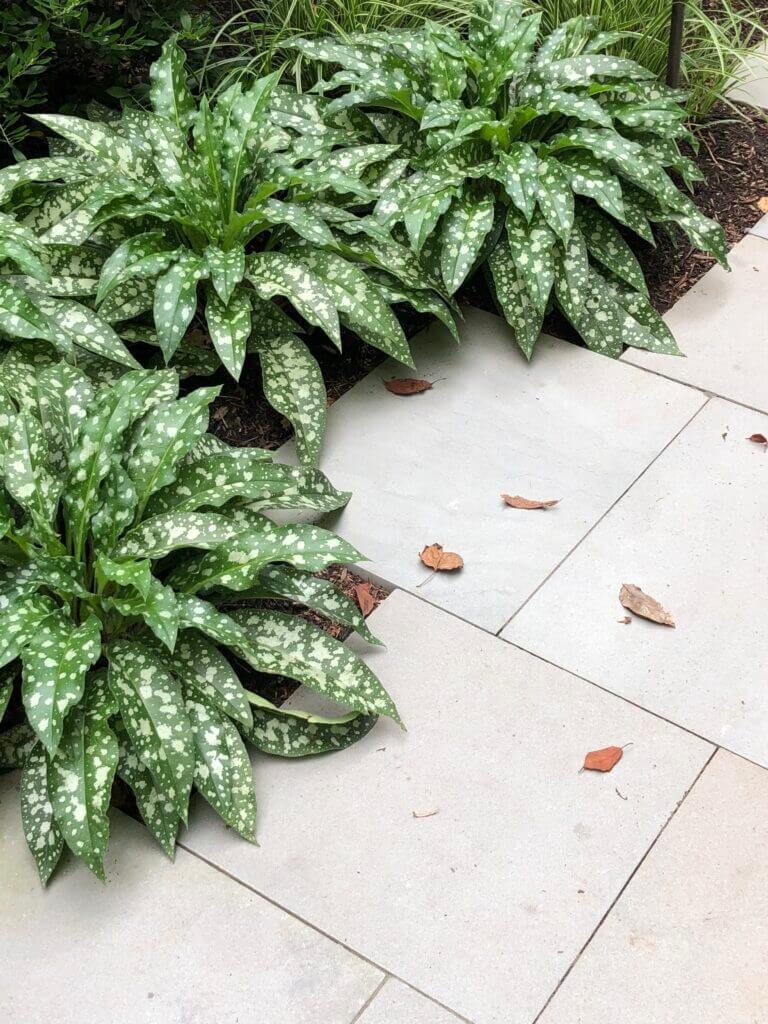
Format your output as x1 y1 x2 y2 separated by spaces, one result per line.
440 187 495 293
494 143 539 221
185 692 257 840
244 704 378 758
3 409 60 530
21 614 101 755
21 742 65 885
204 245 245 305
255 332 327 469
170 631 252 729
0 722 37 767
505 207 557 315
246 252 340 346
114 718 179 857
34 296 141 369
153 253 205 364
578 207 647 295
260 564 381 646
114 511 243 559
231 608 402 725
488 237 544 359
108 639 194 822
0 156 89 204
536 158 574 243
109 577 179 651
149 35 196 129
96 231 177 306
46 678 118 879
205 286 251 380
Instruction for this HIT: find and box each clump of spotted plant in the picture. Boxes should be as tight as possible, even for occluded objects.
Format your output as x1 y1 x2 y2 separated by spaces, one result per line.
0 36 457 466
0 361 399 883
296 0 727 359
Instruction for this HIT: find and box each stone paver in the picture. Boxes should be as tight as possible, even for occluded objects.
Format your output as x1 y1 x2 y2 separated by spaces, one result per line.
750 213 768 240
538 751 768 1024
727 41 768 108
180 590 712 1024
0 780 381 1024
284 307 703 632
505 398 768 765
357 980 464 1024
622 232 768 413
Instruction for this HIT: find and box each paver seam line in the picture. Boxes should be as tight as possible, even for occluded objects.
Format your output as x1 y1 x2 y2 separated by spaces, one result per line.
529 744 720 1024
347 975 389 1024
175 839 478 1024
616 361 768 417
495 392 712 638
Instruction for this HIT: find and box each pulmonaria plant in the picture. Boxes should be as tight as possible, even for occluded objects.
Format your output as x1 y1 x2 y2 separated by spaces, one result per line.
0 37 456 466
0 363 399 883
297 1 728 359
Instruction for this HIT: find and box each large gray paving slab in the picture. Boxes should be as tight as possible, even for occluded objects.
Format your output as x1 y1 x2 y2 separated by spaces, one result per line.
505 397 768 765
622 231 768 412
727 41 768 108
357 980 464 1024
750 213 768 240
538 751 768 1024
180 590 712 1024
284 307 703 632
0 780 381 1024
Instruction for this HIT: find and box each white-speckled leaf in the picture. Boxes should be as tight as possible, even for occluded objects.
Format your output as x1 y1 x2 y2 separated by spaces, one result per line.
536 157 574 243
171 631 252 728
440 188 495 293
245 705 378 758
3 409 60 529
246 252 340 346
185 691 257 840
96 231 177 306
21 742 65 885
204 245 245 306
205 286 251 380
488 236 544 359
494 143 539 221
578 206 647 294
91 458 139 552
113 718 179 857
149 36 196 129
21 614 101 755
47 678 118 879
0 280 59 345
153 252 205 363
34 296 141 369
0 722 37 767
108 639 194 821
109 577 179 651
505 207 556 315
125 386 219 516
230 608 401 724
33 363 94 473
115 511 242 559
260 564 381 645
255 332 326 469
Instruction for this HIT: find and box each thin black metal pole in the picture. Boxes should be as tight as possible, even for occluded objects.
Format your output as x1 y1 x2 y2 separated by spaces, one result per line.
666 0 686 88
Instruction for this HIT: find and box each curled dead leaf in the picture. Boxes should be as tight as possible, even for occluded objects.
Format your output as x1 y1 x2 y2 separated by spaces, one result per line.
583 746 623 773
501 494 560 510
412 808 439 819
758 196 768 213
419 543 464 572
354 581 376 617
747 433 767 445
619 583 676 627
384 378 434 395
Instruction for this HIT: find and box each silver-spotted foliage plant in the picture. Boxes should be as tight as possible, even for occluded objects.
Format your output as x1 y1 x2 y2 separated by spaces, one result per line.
296 0 728 358
0 37 457 467
0 364 399 883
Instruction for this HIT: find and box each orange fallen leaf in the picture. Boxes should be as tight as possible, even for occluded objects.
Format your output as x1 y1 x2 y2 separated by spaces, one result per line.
619 583 676 627
747 433 767 445
354 581 376 617
501 494 559 510
583 746 623 772
758 197 768 213
419 543 464 572
384 378 433 395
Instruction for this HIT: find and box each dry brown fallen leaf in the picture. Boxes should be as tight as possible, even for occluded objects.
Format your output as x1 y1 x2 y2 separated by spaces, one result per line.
583 746 624 773
501 494 560 510
419 543 464 572
384 378 433 395
758 196 768 213
354 581 376 617
619 583 676 627
747 433 767 445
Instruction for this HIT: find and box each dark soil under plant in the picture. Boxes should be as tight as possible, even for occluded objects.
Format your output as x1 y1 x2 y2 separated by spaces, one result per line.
209 100 768 454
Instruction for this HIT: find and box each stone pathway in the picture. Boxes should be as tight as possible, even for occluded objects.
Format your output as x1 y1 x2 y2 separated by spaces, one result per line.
3 66 768 1024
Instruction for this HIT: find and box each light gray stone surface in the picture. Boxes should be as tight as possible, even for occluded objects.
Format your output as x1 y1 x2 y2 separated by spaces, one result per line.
505 398 768 765
622 232 768 412
0 782 381 1024
357 980 464 1024
727 42 768 108
749 213 768 240
538 751 768 1024
181 590 712 1024
285 307 703 632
